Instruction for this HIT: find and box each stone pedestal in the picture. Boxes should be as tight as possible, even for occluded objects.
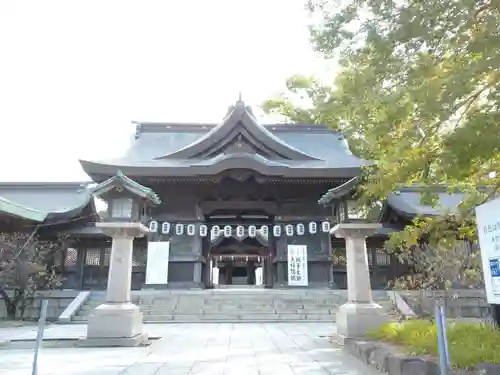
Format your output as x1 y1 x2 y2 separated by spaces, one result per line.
331 222 388 341
83 222 149 347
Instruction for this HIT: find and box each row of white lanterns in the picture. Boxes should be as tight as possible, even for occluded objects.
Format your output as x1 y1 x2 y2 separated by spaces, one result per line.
148 221 331 237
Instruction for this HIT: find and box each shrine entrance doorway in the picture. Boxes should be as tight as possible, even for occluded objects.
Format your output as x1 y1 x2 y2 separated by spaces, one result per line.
208 236 270 287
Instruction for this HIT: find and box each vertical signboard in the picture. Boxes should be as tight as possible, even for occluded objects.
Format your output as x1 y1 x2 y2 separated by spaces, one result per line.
212 266 219 285
475 198 500 304
145 241 170 285
255 267 263 286
287 245 308 286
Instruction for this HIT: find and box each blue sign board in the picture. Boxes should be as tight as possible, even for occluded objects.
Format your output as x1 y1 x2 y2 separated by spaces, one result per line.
489 258 500 295
490 258 500 277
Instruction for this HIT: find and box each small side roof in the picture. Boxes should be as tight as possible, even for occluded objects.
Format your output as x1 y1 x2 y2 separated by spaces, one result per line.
92 170 161 204
320 183 468 222
318 176 361 205
0 182 94 223
385 186 465 219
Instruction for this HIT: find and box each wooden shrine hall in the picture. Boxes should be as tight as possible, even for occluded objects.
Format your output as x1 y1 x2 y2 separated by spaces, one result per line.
0 99 464 290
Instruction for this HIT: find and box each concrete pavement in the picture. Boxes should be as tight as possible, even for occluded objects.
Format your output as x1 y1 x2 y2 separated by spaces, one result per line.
0 323 380 375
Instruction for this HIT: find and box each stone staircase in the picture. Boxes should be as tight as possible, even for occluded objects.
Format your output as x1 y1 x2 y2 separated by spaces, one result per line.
71 288 395 324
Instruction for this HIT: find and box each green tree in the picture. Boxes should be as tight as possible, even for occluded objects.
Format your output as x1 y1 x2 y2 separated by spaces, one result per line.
0 233 63 319
264 0 500 289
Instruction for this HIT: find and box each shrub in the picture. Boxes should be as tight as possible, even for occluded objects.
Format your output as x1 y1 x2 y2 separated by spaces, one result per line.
368 319 500 369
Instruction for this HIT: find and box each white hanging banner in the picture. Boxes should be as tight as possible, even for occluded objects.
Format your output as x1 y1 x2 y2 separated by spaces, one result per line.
161 222 171 234
210 225 220 242
145 241 170 284
236 225 245 238
248 225 257 237
309 222 317 234
187 224 196 236
159 220 331 236
199 224 208 237
149 221 158 233
255 266 263 286
296 223 305 235
175 224 184 235
321 221 331 233
211 225 220 236
212 266 219 285
287 245 308 286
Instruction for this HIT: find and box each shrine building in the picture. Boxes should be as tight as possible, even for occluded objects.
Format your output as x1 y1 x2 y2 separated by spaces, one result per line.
0 100 464 290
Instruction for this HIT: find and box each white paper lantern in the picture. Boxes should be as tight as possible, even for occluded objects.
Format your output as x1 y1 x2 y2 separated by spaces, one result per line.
273 225 281 237
236 225 245 238
285 224 294 236
175 223 184 235
211 225 221 237
149 220 158 233
160 222 170 234
223 225 232 237
309 222 317 234
321 221 331 233
248 225 257 237
199 224 208 237
187 224 196 236
259 225 269 237
296 223 305 235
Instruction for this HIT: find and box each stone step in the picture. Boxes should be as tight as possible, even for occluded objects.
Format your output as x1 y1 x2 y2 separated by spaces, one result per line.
73 291 393 324
72 313 336 323
89 296 345 302
76 308 338 317
137 301 344 306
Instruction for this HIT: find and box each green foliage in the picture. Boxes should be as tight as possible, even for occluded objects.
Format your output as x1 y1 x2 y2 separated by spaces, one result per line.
369 319 500 369
263 0 500 288
0 232 63 319
386 214 484 289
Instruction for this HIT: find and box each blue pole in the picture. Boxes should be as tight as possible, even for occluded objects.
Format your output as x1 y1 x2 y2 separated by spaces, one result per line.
439 305 451 368
31 299 48 375
435 302 448 374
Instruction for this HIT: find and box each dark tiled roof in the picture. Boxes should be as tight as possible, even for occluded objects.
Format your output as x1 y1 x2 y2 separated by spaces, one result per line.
0 182 94 222
92 170 161 204
318 176 360 205
80 101 368 179
386 186 465 219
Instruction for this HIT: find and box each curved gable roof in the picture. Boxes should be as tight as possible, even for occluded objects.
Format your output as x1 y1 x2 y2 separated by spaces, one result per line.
79 101 368 180
160 100 317 161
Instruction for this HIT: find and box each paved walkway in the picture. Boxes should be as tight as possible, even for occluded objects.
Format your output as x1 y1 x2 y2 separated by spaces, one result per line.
0 323 379 375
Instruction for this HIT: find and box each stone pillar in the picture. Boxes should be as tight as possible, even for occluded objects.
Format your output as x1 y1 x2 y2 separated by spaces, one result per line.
84 222 149 347
331 222 388 341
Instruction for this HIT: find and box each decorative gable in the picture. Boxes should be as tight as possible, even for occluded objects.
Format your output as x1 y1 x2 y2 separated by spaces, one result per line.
156 99 318 161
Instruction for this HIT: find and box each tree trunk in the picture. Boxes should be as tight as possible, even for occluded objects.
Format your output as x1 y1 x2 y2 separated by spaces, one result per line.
0 288 16 319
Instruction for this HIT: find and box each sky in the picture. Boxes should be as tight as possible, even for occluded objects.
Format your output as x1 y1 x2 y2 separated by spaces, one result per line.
0 0 328 182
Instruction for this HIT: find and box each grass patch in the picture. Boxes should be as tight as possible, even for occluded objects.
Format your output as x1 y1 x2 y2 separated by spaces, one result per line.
368 319 500 369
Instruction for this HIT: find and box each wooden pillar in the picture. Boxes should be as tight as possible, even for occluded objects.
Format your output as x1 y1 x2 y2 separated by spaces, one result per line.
265 231 276 288
76 241 86 289
246 262 255 285
201 236 211 288
227 264 233 285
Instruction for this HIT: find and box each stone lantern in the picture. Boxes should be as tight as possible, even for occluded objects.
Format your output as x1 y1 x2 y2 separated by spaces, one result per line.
84 170 160 347
319 178 388 342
